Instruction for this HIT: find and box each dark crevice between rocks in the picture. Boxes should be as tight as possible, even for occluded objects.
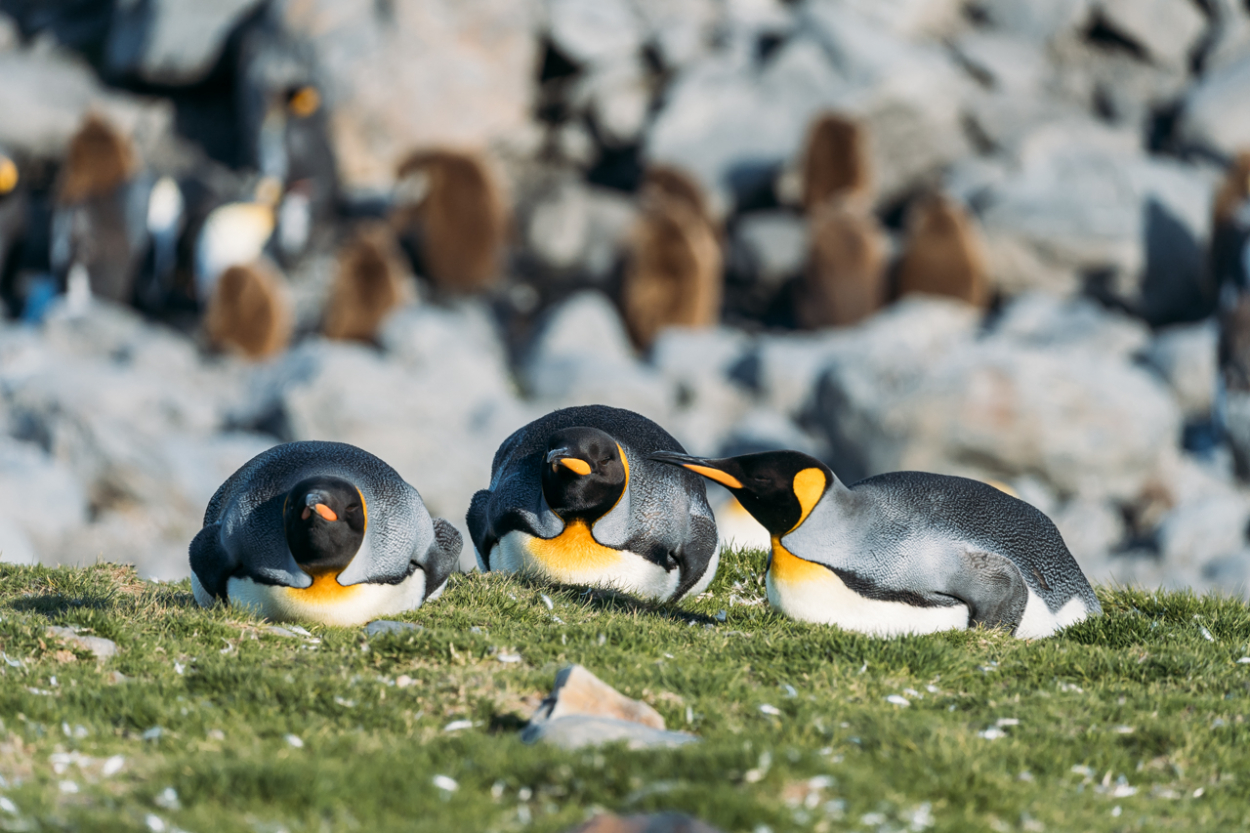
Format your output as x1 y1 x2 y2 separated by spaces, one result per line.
585 143 644 194
1082 13 1149 62
0 0 117 67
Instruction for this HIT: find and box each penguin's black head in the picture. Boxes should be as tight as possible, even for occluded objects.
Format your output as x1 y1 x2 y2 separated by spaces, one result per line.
282 476 367 576
649 450 832 536
541 427 628 522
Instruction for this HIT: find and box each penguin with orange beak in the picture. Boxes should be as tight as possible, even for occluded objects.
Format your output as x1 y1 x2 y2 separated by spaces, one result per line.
467 405 719 601
190 441 461 626
648 449 1099 638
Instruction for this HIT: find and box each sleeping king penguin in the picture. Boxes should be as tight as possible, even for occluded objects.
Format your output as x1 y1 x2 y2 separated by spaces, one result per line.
190 441 462 626
467 405 719 601
649 449 1100 638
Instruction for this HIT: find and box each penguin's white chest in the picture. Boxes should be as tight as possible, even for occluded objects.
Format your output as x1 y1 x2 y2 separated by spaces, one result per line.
766 542 969 636
225 569 428 627
491 522 679 600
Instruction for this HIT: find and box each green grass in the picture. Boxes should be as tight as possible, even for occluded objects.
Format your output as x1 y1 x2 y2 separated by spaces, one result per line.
0 551 1248 833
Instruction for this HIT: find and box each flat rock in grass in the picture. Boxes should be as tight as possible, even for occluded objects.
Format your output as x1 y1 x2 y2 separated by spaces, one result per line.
523 664 698 749
46 627 117 661
567 812 725 833
523 715 699 750
364 620 422 638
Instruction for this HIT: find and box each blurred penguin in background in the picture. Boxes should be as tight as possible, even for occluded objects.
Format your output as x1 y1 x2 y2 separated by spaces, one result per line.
799 198 889 328
1213 152 1250 479
50 113 150 305
0 149 27 305
800 112 874 213
796 112 887 328
194 175 282 306
621 165 723 349
132 175 186 314
204 261 293 360
1211 151 1250 303
894 192 990 308
323 222 412 343
391 148 509 295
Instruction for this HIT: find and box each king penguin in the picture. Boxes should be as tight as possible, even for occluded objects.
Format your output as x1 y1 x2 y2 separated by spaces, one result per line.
190 441 462 626
649 449 1100 638
467 405 719 601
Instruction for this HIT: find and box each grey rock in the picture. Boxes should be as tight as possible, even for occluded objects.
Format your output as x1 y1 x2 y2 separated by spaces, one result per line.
1202 550 1250 596
1179 55 1250 158
631 0 721 70
1092 0 1206 70
952 32 1051 93
364 620 422 637
524 180 635 280
546 0 644 67
0 47 172 162
571 59 653 147
523 292 673 422
1144 321 1218 421
0 517 37 566
275 0 540 196
974 0 1091 43
0 437 89 554
1204 0 1250 73
813 319 1182 501
752 296 980 418
987 292 1150 361
46 626 118 661
264 625 301 638
524 664 698 749
523 716 699 750
1156 494 1250 569
734 211 808 289
650 327 754 456
827 0 967 40
107 0 264 86
1052 497 1126 567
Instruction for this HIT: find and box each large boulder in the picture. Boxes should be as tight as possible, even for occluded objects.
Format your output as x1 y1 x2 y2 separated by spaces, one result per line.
0 437 88 557
1178 54 1250 158
275 0 540 196
521 291 674 424
1091 0 1206 71
811 298 1182 500
106 0 265 85
649 327 754 457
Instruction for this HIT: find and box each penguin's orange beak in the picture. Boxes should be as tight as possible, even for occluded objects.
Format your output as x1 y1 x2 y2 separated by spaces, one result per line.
649 451 744 490
301 504 338 521
546 447 592 475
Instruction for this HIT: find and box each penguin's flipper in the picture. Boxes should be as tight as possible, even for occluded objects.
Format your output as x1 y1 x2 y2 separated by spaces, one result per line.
945 549 1029 633
420 518 463 600
668 513 719 601
189 524 237 608
466 489 496 569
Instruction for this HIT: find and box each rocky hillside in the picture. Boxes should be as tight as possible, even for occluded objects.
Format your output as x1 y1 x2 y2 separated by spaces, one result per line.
0 0 1247 593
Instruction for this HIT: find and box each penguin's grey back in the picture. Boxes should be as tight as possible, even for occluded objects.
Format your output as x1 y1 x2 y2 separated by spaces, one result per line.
850 471 1099 613
206 440 432 576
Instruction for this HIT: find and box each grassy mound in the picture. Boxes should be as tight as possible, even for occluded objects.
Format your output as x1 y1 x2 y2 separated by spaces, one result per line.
0 550 1248 832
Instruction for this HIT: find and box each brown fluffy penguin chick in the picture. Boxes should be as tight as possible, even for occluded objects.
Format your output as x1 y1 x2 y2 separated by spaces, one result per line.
798 199 888 328
801 112 873 213
1214 151 1250 227
323 223 410 342
205 262 293 360
57 114 136 204
393 149 508 293
622 190 723 349
894 194 989 307
1210 151 1250 296
642 165 714 227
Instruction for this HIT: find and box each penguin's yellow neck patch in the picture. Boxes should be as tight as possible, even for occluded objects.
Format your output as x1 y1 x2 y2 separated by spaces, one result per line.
790 467 827 532
282 570 361 605
769 537 832 585
527 520 623 573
